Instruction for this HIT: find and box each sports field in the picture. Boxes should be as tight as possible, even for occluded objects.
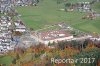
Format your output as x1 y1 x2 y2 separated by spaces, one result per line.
16 0 100 33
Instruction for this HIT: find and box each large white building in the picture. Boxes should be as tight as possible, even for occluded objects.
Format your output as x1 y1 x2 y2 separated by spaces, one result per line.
14 20 26 32
31 30 73 45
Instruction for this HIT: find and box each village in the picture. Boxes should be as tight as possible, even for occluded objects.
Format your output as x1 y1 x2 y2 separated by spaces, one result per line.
0 0 100 66
0 0 100 54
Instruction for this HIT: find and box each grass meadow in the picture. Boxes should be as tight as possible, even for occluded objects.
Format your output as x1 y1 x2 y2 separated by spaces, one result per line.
16 0 100 33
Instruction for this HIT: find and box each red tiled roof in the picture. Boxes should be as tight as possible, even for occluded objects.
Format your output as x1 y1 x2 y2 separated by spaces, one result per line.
38 30 72 40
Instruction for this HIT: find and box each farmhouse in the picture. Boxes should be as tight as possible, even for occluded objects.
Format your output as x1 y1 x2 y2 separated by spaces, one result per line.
77 2 91 12
32 30 73 45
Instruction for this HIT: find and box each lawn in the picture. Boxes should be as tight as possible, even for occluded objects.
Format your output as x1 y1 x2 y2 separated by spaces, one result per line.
16 0 100 33
0 56 12 66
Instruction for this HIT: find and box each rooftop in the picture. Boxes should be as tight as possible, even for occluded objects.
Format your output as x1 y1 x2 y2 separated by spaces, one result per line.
38 30 72 41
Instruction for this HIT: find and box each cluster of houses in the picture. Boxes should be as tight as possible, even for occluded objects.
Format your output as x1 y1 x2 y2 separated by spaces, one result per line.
77 2 91 12
0 16 26 54
0 0 9 14
0 0 39 7
0 0 27 55
0 0 16 15
15 0 39 6
0 16 15 54
76 0 100 12
0 0 39 15
65 0 100 12
65 2 92 12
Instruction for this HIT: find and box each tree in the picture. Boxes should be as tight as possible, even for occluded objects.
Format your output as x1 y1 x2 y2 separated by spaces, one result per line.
16 53 20 60
57 41 66 50
12 58 17 64
64 3 71 11
74 47 100 66
57 0 64 4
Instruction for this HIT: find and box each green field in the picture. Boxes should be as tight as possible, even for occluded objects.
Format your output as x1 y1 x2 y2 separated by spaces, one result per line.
0 56 12 66
16 0 100 33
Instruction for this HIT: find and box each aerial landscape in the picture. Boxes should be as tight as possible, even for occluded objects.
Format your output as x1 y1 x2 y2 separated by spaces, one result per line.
0 0 100 66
